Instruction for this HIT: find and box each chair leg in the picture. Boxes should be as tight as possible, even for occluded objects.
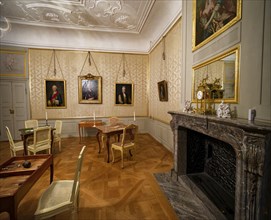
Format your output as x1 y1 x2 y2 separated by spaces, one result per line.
71 208 78 220
59 140 61 152
101 136 105 149
130 148 135 160
111 147 115 164
121 150 124 169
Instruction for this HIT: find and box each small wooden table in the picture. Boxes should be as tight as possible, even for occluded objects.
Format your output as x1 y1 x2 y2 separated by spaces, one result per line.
78 120 103 143
19 127 56 155
0 154 54 220
96 123 128 163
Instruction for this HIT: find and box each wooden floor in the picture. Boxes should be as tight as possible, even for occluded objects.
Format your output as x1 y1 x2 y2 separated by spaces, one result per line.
0 134 178 220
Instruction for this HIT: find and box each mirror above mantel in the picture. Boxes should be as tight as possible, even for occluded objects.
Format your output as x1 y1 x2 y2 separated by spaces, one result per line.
192 46 240 103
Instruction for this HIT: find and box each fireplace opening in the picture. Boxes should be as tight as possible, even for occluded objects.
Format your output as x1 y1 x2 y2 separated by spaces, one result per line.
184 128 236 219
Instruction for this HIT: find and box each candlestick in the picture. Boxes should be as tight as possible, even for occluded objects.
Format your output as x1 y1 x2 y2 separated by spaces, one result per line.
133 111 136 121
45 112 48 125
93 111 96 127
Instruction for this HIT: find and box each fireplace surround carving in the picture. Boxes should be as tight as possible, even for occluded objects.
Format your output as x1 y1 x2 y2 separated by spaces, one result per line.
168 111 271 220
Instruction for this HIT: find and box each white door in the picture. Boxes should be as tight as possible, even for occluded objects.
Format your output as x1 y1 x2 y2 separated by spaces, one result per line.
12 82 28 140
0 82 14 140
0 81 28 141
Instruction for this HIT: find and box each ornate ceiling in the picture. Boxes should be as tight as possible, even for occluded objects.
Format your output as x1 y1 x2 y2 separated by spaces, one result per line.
1 0 154 33
0 0 182 53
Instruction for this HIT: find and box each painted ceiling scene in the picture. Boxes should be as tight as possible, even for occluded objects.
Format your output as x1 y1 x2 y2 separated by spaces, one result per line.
0 0 182 52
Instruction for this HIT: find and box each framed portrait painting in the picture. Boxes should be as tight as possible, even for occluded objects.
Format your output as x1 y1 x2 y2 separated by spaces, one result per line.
45 79 67 109
158 80 168 102
192 0 241 51
0 50 26 77
115 83 133 106
78 74 102 104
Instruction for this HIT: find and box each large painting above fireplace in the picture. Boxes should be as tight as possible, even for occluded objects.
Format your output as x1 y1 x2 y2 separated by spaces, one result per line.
192 0 242 51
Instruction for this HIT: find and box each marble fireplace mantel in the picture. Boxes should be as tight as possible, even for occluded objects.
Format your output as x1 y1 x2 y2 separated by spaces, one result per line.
168 111 271 220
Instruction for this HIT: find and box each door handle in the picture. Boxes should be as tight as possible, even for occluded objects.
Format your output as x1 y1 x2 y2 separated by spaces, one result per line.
9 109 15 114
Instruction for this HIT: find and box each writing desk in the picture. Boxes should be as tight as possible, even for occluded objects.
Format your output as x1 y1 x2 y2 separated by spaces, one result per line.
0 154 53 220
96 123 128 163
19 126 55 155
78 120 103 143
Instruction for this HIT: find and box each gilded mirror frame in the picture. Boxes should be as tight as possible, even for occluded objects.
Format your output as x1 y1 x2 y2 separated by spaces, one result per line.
192 46 240 103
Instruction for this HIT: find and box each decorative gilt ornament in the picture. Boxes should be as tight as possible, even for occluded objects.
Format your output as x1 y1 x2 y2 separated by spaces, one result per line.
195 77 211 114
195 76 226 115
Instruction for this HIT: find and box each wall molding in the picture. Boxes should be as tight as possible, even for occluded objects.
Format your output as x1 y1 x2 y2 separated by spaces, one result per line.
193 22 241 66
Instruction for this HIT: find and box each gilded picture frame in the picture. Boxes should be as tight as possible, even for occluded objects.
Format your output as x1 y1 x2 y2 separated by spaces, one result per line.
115 83 133 106
0 50 26 77
192 46 240 103
158 80 168 102
78 74 102 104
45 79 67 109
192 0 242 51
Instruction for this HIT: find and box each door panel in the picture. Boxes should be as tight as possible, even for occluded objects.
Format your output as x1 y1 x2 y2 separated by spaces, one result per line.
0 81 28 141
0 82 13 141
12 83 27 140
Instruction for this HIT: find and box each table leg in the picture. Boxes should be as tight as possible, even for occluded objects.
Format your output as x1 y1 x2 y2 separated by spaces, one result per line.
106 135 111 163
79 125 81 143
51 130 54 154
9 201 17 220
0 199 17 220
22 135 28 155
9 209 17 220
96 131 101 153
50 160 54 183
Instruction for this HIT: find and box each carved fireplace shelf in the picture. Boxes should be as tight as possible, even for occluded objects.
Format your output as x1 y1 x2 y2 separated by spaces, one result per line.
168 111 271 220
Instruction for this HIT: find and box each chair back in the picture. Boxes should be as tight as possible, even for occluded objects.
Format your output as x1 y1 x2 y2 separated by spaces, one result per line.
120 124 138 147
108 117 119 126
25 120 38 128
33 127 51 149
6 126 15 149
54 120 62 134
70 146 86 203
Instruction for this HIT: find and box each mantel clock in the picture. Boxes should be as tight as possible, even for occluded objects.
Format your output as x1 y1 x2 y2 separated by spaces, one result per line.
195 77 216 115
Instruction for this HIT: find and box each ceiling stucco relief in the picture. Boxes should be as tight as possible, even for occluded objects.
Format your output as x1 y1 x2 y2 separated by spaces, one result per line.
0 1 182 53
1 0 154 32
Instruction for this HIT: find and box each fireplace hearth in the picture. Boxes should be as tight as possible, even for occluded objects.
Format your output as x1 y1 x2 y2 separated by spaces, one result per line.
186 129 236 219
168 111 271 220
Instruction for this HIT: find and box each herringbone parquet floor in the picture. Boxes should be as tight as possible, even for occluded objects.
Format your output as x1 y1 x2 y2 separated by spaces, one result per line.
0 134 178 220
